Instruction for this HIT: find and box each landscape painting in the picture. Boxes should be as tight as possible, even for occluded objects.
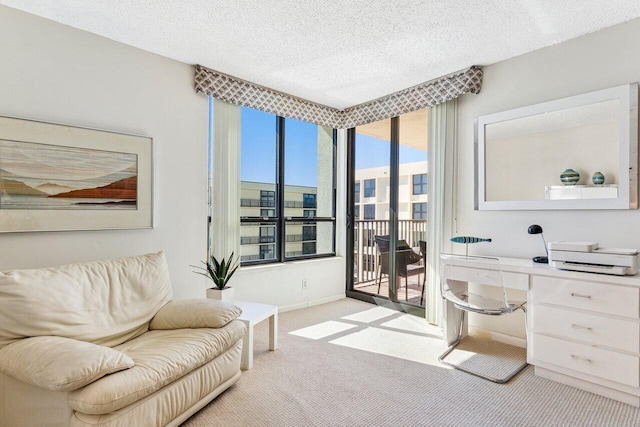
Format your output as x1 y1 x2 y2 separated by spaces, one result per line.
0 139 138 210
0 115 152 233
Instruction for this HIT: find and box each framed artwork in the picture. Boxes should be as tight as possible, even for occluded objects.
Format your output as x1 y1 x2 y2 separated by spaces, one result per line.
0 116 153 232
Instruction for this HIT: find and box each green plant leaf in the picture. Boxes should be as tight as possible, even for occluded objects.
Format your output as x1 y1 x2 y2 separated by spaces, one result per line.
193 252 240 290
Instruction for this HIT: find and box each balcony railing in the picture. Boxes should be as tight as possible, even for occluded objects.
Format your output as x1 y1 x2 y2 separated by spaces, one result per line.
353 219 427 286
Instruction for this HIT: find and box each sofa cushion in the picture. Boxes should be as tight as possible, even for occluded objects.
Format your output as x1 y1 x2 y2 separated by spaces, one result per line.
0 336 134 392
68 320 246 414
0 252 173 349
150 299 242 330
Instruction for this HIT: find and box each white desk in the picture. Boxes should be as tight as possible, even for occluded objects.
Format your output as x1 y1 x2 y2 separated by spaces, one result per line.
235 301 278 370
441 254 640 406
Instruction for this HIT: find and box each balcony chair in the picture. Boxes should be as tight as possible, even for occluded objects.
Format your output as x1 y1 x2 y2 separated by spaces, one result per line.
375 235 424 301
419 240 427 305
439 253 527 383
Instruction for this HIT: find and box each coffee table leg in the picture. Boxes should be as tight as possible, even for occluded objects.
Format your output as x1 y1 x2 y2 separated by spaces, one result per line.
269 312 278 351
241 324 253 370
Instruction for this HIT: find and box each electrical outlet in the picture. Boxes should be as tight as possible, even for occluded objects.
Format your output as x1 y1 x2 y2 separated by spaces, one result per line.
302 279 307 289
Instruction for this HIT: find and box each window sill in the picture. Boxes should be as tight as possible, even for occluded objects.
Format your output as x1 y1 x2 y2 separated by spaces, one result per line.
240 255 342 271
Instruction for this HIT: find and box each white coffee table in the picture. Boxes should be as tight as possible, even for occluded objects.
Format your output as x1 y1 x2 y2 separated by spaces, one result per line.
234 301 278 370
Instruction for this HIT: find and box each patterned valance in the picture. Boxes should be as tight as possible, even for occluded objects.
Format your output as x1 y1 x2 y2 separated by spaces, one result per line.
195 64 482 128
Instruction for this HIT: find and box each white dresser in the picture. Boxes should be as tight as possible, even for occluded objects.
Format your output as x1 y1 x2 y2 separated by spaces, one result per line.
529 274 640 406
441 255 640 406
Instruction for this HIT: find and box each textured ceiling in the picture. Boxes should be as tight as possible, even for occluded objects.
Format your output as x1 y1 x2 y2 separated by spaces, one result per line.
1 1 640 109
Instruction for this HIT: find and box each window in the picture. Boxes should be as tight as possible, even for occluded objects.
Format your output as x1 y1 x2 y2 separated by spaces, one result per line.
364 204 375 220
303 193 316 208
240 107 336 264
354 182 360 202
413 173 427 195
364 179 376 198
302 225 316 241
354 205 360 219
260 190 276 207
302 242 316 255
260 244 275 260
412 202 427 220
259 226 276 243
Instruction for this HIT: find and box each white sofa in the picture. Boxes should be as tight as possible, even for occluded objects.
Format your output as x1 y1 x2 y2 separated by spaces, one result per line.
0 251 245 427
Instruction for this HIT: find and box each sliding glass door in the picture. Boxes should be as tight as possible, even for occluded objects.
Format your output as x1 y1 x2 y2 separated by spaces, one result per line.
347 108 429 315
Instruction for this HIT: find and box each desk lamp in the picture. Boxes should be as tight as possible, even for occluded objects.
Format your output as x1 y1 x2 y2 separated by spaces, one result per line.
528 224 548 263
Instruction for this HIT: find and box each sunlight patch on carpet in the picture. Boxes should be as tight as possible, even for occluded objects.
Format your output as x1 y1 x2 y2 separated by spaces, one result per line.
380 314 442 335
329 326 448 367
289 320 358 340
340 306 397 323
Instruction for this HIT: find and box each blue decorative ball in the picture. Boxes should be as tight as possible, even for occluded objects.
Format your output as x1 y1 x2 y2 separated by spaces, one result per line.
560 168 579 185
592 171 605 185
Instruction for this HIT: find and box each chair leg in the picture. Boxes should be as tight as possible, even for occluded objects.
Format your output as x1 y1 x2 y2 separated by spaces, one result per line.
438 309 528 384
420 280 426 305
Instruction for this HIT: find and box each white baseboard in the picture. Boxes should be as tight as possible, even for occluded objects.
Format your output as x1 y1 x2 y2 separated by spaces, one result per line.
468 325 527 348
535 366 640 407
279 293 346 313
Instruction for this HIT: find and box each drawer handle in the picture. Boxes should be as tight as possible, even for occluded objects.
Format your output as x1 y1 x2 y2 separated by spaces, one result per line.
570 323 593 331
570 292 591 299
570 354 592 364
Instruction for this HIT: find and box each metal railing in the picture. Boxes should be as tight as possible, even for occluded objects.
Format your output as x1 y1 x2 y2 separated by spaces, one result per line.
353 219 427 285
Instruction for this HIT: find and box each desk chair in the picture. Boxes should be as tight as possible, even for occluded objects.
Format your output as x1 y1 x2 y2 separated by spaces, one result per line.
375 236 424 301
439 254 527 383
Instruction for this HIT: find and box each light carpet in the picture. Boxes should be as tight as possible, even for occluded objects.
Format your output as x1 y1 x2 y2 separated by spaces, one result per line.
183 298 640 427
442 336 528 381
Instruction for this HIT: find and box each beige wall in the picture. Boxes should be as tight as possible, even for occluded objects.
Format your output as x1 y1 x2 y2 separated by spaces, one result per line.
0 6 209 298
454 17 640 337
0 6 346 307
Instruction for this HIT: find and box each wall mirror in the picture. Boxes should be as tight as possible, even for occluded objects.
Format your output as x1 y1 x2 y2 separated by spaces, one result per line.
475 83 638 210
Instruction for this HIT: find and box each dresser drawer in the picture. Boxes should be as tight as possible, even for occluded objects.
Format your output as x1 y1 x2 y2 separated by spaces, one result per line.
533 304 640 353
445 265 528 290
533 333 640 387
532 276 639 318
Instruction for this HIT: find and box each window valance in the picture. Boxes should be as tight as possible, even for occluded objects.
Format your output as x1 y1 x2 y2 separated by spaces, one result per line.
195 64 482 128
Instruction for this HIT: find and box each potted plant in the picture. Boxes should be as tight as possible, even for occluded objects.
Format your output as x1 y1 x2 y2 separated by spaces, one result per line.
192 252 239 302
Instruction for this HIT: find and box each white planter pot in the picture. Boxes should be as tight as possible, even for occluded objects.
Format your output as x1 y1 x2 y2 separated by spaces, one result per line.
206 287 234 302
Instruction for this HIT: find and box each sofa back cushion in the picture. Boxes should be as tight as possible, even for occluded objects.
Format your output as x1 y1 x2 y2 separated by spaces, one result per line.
0 252 173 349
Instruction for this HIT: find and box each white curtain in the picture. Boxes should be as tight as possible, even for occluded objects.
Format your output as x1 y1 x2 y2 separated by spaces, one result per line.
210 98 241 261
425 100 457 325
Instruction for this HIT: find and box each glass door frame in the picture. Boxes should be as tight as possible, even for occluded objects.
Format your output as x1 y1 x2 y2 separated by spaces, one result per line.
345 120 425 317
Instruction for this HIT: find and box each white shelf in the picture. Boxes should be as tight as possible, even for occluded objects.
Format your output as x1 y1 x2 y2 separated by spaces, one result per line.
545 184 618 200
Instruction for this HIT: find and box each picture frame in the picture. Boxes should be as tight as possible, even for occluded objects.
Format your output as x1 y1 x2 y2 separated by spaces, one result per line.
0 115 153 232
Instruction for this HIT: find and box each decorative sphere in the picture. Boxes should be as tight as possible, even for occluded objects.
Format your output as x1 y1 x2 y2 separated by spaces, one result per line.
592 171 605 185
560 168 580 185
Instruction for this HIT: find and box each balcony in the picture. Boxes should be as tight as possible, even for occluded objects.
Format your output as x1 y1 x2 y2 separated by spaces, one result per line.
353 219 427 307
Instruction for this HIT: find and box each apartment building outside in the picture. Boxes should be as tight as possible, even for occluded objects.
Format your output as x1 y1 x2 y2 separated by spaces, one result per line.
239 182 323 261
354 160 428 222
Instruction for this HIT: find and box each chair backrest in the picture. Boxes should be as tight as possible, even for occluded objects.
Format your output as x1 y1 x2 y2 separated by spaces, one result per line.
375 235 390 253
374 236 391 274
376 236 422 273
419 240 427 258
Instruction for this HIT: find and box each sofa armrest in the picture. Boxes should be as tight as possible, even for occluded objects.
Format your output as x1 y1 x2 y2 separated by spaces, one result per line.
150 298 242 330
0 336 134 392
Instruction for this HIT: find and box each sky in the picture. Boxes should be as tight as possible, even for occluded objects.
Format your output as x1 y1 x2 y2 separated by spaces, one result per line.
234 106 427 187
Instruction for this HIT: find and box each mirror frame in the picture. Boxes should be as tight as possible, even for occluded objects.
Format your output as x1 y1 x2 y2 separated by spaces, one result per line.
475 83 638 210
